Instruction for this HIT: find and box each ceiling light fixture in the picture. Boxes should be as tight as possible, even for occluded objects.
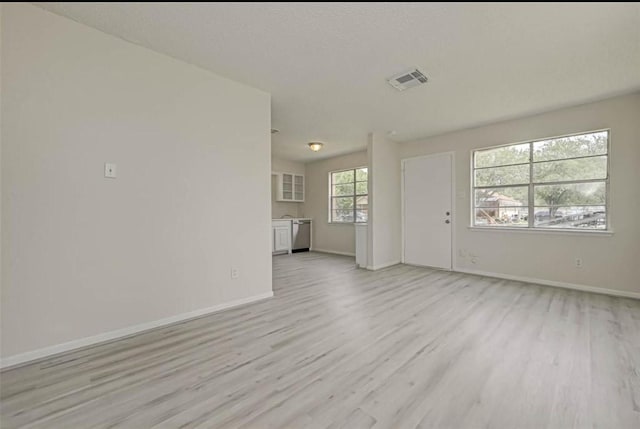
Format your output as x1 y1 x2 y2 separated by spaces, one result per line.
308 142 324 152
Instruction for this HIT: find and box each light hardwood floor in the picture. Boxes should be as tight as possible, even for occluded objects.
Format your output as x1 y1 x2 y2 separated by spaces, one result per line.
1 252 639 428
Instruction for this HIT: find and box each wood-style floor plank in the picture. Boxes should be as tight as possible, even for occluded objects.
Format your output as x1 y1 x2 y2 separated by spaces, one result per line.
1 252 639 428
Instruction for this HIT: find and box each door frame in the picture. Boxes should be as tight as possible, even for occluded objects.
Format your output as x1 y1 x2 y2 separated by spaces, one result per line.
401 152 456 270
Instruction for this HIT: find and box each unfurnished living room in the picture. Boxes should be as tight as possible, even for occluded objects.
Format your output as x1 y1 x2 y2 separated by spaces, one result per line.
1 2 640 428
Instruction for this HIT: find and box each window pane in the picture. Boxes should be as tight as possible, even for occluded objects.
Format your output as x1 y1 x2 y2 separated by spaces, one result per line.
332 210 354 223
332 183 354 196
474 143 529 168
329 168 368 223
332 170 354 184
533 156 607 183
475 207 528 227
475 164 530 187
355 181 368 195
534 182 606 206
356 196 368 209
475 186 528 208
332 196 354 210
533 206 606 229
533 131 608 162
355 168 368 181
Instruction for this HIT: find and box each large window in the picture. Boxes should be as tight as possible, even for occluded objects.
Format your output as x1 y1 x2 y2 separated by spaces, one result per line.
330 167 368 223
473 130 609 230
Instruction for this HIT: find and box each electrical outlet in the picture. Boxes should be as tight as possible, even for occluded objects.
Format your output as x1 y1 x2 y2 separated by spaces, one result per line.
104 163 117 179
231 267 240 279
574 258 583 269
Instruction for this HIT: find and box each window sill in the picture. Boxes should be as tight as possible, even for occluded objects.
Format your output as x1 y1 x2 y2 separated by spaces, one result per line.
328 222 367 226
467 226 614 237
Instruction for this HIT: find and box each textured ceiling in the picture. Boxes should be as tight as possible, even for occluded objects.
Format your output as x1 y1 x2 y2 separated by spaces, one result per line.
34 2 640 161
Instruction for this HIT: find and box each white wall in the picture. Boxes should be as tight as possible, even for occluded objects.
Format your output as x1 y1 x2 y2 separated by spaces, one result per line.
367 133 401 269
271 156 305 219
304 151 368 256
400 93 640 296
1 4 272 362
0 5 3 323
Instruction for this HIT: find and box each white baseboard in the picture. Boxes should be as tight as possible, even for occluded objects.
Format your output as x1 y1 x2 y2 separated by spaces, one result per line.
367 260 402 271
453 267 640 300
0 291 274 370
311 248 355 257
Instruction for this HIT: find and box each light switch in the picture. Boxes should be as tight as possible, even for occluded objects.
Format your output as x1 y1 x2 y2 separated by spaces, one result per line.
104 163 117 179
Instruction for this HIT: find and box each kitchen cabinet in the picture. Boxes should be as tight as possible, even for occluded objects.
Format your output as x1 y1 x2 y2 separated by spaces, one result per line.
272 220 292 254
276 173 304 202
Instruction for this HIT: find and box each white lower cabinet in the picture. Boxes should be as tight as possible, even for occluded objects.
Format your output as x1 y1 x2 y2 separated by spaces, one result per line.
273 226 291 252
272 220 292 254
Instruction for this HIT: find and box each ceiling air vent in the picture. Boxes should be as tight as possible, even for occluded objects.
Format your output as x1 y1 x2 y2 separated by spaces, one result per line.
387 68 428 91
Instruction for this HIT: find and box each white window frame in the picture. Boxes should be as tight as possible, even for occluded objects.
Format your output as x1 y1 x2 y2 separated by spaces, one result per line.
328 167 368 224
471 129 610 232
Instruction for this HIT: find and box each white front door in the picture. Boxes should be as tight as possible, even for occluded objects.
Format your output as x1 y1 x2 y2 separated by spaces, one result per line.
403 153 453 269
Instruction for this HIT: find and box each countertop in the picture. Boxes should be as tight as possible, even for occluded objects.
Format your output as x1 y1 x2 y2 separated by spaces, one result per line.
272 218 312 221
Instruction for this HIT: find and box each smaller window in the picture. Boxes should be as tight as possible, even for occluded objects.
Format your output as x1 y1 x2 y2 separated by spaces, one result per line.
329 167 368 223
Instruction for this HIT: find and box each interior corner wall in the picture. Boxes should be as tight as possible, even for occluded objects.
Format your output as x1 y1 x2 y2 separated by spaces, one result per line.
304 150 368 256
1 3 272 362
367 133 401 269
400 92 640 296
271 156 305 219
0 3 3 314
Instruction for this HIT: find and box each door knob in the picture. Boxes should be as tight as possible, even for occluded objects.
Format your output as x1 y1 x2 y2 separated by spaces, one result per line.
446 211 450 216
445 220 450 224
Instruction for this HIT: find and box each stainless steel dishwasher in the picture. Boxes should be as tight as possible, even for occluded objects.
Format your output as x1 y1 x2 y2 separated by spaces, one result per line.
291 219 311 252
